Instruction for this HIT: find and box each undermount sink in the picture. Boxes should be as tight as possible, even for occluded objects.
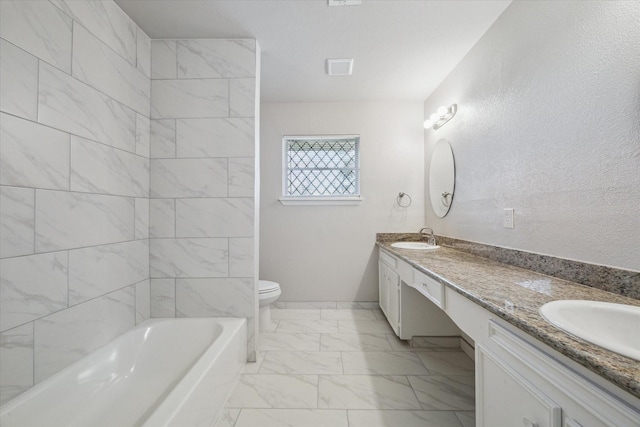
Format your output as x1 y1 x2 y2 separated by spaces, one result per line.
539 300 640 361
390 242 439 250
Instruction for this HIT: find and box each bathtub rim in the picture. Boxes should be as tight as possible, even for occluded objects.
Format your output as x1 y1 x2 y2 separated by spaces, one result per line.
0 317 247 425
143 316 247 426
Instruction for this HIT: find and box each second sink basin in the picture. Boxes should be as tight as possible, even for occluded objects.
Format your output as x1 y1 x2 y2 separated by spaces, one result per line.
539 300 640 361
391 242 439 250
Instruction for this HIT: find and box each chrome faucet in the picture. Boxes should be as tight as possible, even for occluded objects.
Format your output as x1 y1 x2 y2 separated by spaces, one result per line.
419 227 436 246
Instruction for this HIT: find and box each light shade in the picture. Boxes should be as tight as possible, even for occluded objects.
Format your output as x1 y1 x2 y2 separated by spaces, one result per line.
424 104 457 131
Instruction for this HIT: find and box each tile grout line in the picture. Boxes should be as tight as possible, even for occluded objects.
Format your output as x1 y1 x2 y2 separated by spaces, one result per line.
3 279 145 336
2 237 148 262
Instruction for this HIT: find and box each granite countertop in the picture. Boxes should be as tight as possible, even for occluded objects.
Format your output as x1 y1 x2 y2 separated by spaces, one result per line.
376 239 640 400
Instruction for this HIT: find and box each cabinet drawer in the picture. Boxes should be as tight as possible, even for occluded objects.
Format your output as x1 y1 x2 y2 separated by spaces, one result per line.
379 250 397 268
414 270 445 309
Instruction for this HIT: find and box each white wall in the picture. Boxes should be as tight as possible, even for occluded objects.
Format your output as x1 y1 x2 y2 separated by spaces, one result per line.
0 0 151 404
424 0 640 272
260 102 424 302
148 39 260 360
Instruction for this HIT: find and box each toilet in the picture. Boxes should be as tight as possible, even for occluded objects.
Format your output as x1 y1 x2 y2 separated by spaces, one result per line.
258 280 281 330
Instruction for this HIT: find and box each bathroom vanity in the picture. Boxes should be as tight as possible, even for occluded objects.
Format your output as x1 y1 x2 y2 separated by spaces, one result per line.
377 239 640 427
378 249 460 340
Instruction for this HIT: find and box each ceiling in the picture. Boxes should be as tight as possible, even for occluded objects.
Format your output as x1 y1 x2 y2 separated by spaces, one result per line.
116 0 511 103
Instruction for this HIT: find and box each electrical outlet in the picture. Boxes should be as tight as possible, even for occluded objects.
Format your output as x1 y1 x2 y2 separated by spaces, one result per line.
503 208 514 229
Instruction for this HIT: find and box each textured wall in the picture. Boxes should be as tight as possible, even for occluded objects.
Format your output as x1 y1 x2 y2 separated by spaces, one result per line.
148 39 260 359
260 102 425 302
0 0 151 403
424 1 640 272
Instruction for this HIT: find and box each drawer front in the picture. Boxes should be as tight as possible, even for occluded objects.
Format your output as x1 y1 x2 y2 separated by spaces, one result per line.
414 270 445 309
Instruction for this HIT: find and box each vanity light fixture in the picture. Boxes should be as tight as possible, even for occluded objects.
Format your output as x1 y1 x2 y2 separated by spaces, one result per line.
423 104 457 130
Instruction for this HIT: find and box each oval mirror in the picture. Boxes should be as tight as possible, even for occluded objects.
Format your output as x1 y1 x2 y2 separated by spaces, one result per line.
429 139 455 218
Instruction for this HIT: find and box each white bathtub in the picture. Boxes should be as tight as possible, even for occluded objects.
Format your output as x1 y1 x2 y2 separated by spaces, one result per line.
0 318 247 427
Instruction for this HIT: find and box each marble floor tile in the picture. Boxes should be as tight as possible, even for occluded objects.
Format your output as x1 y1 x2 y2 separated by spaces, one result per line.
270 309 321 320
214 408 240 427
242 351 265 374
338 319 393 334
408 375 475 411
412 336 461 349
417 352 474 376
276 319 339 334
347 410 466 427
337 302 379 309
219 308 476 425
320 333 392 352
234 409 348 427
227 374 318 409
285 301 337 309
341 352 429 375
261 320 279 333
386 334 462 352
385 334 415 351
259 333 320 351
373 309 386 320
456 411 476 427
259 351 343 375
318 375 421 410
321 309 377 320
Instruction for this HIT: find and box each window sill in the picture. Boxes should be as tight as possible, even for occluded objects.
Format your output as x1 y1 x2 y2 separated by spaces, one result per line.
279 197 363 206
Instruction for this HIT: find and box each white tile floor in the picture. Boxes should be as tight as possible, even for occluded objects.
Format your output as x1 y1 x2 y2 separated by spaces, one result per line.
216 308 476 427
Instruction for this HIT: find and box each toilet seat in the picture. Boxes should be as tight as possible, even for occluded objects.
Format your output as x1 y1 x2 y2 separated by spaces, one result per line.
259 280 280 294
258 280 281 331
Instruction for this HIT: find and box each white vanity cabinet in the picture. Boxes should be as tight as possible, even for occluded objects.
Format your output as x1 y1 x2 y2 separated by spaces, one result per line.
443 289 640 427
379 247 640 426
476 320 640 427
378 250 400 335
478 341 562 427
378 248 461 340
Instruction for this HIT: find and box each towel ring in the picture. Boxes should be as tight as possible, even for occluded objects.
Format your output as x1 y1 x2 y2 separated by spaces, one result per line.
397 192 412 208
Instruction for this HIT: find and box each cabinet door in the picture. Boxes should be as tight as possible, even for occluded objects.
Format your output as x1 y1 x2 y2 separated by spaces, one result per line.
478 344 562 427
387 268 400 336
378 261 388 316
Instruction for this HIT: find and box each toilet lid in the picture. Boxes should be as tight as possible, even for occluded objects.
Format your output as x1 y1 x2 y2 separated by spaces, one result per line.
259 280 280 294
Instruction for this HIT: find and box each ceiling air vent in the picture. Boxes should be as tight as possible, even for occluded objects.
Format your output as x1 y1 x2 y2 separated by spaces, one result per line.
326 59 354 76
328 0 362 6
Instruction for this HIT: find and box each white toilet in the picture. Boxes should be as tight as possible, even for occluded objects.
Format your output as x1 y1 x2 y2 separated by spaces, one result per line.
258 280 281 330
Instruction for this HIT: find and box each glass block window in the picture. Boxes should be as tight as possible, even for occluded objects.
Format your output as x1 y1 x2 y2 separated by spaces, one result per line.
283 135 360 198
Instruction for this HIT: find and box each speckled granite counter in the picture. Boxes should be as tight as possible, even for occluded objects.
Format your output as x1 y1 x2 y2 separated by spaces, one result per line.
376 236 640 400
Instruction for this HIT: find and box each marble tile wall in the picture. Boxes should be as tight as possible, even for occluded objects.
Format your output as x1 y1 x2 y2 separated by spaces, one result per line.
149 39 260 360
0 0 151 404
